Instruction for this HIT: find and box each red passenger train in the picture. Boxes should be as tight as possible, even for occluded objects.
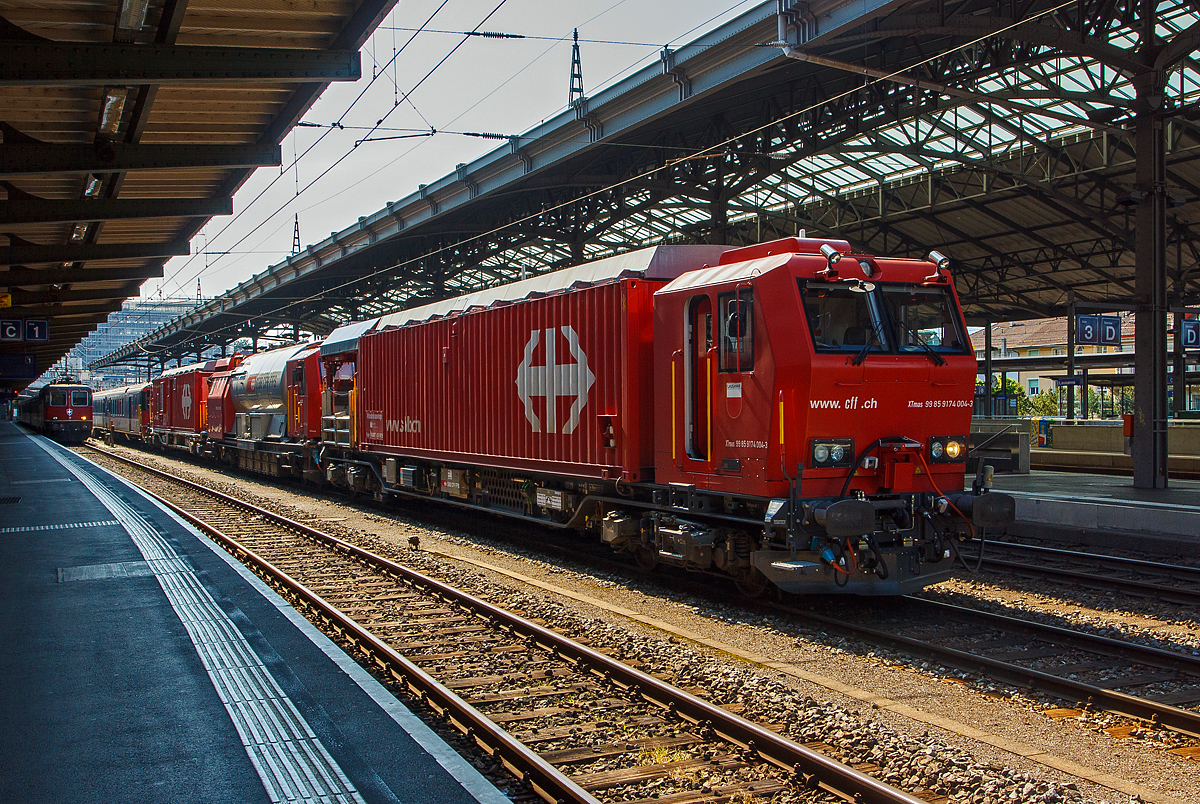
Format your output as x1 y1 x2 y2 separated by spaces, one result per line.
94 238 1014 595
17 382 93 443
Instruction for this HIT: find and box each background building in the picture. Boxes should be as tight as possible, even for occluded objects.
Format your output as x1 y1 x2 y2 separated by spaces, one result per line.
33 298 205 390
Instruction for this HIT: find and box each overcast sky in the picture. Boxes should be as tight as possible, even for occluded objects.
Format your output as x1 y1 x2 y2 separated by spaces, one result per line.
148 0 764 304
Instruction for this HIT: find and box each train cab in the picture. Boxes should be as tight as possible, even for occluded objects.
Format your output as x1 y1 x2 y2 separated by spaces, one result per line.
19 382 93 443
651 238 1011 594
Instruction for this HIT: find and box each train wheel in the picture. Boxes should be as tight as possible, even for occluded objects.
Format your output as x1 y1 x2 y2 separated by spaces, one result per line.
631 545 658 573
733 568 769 598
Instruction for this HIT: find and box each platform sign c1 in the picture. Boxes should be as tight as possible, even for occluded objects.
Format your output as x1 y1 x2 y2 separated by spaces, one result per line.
23 319 48 342
0 319 22 341
1099 315 1121 346
1076 314 1099 345
1184 319 1200 350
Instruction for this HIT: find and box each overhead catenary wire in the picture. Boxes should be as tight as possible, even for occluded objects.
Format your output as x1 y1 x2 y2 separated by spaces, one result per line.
154 0 456 296
138 0 1080 357
158 0 511 302
166 0 752 299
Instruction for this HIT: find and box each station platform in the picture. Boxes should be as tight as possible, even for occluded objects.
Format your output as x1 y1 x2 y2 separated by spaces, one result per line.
986 469 1200 553
0 422 509 804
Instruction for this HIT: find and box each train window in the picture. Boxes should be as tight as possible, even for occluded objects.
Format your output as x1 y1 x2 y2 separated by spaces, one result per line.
878 286 970 354
72 390 90 407
800 281 887 354
50 391 67 406
718 290 754 372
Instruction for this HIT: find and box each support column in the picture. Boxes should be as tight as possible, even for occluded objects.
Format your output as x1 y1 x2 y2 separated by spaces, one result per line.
984 322 993 418
1132 75 1168 488
1066 302 1076 420
1173 309 1185 417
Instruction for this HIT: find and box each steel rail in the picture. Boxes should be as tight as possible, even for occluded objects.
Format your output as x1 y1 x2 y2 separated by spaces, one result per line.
775 600 1200 739
904 597 1200 675
83 444 928 804
969 541 1200 606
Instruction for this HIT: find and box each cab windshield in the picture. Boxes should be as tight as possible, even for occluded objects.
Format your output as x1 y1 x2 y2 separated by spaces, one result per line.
800 280 968 357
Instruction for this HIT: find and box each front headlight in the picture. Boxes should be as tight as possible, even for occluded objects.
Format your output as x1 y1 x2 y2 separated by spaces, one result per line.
928 435 967 463
811 438 854 468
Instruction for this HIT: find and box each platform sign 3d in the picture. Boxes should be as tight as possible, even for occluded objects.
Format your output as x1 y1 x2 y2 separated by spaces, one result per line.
1184 319 1200 350
1076 314 1121 346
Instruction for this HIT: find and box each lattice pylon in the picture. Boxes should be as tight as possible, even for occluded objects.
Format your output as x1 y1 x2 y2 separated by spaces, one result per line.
568 28 584 106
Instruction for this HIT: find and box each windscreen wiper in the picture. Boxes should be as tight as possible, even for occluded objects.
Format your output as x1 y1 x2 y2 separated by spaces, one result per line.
850 333 876 366
901 322 946 366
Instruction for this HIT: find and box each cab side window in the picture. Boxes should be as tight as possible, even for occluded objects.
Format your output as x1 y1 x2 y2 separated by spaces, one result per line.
718 289 754 372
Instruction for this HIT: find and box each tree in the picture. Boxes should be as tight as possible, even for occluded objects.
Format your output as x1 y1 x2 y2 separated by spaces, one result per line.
1026 390 1060 417
976 376 1029 415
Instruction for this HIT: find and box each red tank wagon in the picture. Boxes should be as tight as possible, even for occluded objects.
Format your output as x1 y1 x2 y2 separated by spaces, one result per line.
204 344 323 475
329 240 1014 594
17 382 92 443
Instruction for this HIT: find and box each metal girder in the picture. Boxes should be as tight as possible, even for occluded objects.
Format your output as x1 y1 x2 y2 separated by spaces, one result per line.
7 300 124 318
0 264 164 286
6 286 136 305
0 142 281 176
0 195 232 225
0 239 188 265
0 42 361 86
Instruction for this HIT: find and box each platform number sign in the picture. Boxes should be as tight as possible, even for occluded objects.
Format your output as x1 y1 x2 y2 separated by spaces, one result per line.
1076 314 1121 346
24 319 48 341
0 319 49 342
1184 319 1200 350
1076 314 1099 345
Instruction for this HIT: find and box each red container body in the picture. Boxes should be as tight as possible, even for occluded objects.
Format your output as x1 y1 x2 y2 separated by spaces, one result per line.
152 363 213 435
205 355 244 439
356 277 661 481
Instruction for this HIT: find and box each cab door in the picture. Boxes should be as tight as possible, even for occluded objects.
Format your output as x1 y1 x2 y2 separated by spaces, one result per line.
287 362 305 437
685 295 713 464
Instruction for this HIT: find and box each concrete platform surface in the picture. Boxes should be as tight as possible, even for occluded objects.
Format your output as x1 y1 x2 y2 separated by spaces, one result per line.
0 422 509 804
983 469 1200 550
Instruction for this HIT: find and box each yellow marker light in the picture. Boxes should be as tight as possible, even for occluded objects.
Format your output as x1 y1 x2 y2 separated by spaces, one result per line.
945 440 962 459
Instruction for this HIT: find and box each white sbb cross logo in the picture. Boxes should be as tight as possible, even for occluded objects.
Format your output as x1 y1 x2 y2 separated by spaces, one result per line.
515 326 595 434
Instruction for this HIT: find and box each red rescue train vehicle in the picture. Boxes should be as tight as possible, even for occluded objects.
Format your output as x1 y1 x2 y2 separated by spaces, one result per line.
106 238 1014 595
17 382 92 442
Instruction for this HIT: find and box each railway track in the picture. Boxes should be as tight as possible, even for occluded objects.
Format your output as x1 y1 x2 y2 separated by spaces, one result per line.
78 443 935 804
964 540 1200 607
781 596 1200 740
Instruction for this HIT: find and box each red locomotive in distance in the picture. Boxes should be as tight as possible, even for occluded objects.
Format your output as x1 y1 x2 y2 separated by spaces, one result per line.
17 381 92 443
96 238 1014 595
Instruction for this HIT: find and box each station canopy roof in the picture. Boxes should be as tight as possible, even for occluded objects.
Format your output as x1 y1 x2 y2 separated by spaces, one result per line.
0 0 395 393
89 0 1200 371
